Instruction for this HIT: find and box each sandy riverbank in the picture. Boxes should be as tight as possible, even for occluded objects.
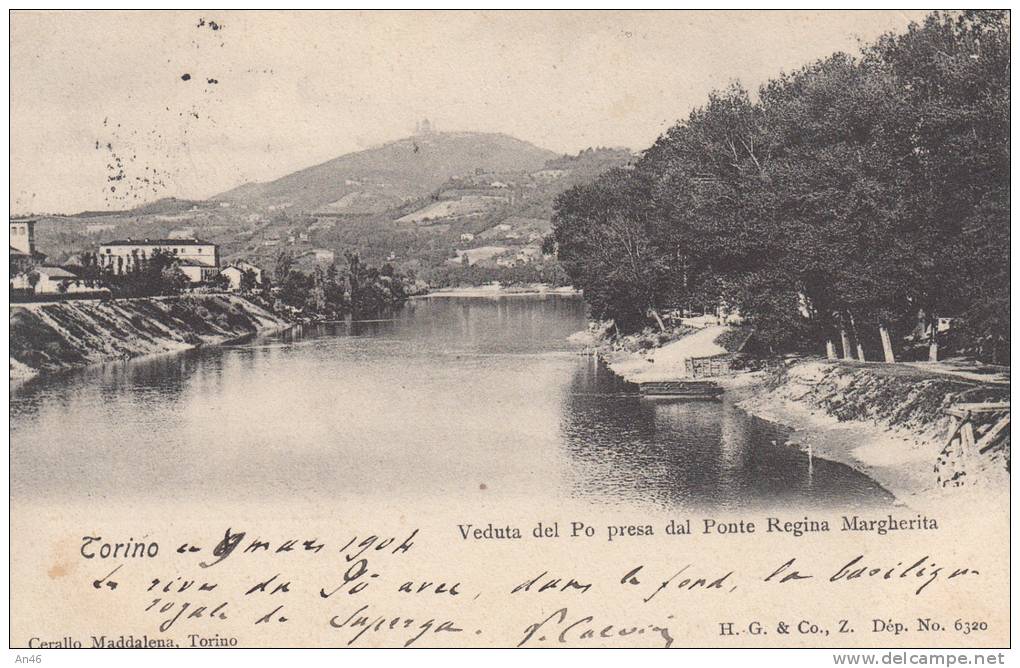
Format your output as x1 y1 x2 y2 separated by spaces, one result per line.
582 322 1008 507
720 372 934 505
601 325 730 383
720 362 1009 509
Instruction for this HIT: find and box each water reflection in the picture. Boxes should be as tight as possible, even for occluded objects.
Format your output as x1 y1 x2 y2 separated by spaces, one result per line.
10 295 891 509
561 356 893 510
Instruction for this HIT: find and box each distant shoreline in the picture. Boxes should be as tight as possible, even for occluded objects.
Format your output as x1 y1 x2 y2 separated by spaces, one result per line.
416 285 581 298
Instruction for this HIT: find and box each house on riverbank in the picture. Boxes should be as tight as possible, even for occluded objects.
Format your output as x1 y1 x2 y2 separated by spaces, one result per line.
9 218 46 274
10 266 103 295
98 238 220 283
220 260 264 292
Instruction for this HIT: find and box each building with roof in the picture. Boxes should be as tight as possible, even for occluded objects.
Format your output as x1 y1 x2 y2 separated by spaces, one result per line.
98 238 219 282
10 265 103 295
176 259 222 283
220 260 264 292
10 218 46 274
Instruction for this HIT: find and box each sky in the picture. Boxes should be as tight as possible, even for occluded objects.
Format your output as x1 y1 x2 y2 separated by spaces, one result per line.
10 10 930 214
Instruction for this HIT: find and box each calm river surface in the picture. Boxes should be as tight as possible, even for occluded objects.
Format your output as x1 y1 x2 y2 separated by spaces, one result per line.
10 295 891 510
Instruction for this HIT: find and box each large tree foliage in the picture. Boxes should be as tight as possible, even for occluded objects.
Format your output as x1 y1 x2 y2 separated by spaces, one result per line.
553 10 1009 363
555 168 671 332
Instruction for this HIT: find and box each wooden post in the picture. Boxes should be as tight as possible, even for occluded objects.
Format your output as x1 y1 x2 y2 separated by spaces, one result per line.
825 339 837 360
961 419 976 454
977 414 1010 453
879 324 896 363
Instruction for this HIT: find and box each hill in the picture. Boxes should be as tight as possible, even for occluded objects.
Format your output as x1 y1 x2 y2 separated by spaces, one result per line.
69 197 209 219
212 132 557 213
28 138 633 286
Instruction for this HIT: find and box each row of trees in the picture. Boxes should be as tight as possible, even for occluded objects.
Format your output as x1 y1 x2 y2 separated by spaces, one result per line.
272 250 409 318
74 249 191 297
422 256 571 289
553 11 1009 363
68 247 410 319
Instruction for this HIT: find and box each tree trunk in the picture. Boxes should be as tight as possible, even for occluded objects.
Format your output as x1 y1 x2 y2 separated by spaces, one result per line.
928 313 939 362
840 327 853 360
849 312 866 362
879 324 896 363
825 339 837 360
650 308 666 332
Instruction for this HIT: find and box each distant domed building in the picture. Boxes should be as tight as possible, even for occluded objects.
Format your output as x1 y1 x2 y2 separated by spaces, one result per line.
415 118 434 135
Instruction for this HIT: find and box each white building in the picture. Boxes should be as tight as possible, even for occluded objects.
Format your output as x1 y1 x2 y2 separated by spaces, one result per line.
10 218 46 273
220 261 263 292
10 218 36 255
11 266 100 295
176 260 221 283
98 238 219 283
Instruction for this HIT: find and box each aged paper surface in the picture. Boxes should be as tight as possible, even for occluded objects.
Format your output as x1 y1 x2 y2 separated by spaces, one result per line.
8 10 1011 650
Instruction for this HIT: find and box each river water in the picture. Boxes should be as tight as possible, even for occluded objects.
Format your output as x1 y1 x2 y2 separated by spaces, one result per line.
10 294 891 511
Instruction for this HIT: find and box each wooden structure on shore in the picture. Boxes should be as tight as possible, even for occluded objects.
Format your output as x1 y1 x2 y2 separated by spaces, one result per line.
937 401 1010 487
685 355 736 379
944 402 1010 455
638 353 736 400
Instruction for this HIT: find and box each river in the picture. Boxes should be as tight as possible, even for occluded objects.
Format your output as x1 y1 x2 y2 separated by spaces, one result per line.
10 294 891 511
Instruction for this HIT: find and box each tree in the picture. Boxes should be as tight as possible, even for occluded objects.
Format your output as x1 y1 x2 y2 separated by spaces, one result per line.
554 168 670 333
209 272 231 292
551 10 1009 361
239 269 259 294
865 11 1009 362
274 250 294 285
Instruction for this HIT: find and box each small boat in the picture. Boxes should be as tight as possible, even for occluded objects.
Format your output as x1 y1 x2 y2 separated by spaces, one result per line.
638 380 723 400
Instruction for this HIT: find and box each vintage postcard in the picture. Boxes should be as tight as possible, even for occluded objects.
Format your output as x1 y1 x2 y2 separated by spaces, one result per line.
8 9 1011 654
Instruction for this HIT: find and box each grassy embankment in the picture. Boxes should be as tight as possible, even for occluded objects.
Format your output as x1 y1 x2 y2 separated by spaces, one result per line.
10 294 289 380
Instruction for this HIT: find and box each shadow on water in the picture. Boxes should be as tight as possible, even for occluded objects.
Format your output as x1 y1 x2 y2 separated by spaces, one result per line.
559 356 894 511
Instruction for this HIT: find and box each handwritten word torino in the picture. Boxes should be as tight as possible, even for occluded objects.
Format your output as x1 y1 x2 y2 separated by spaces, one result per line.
80 536 158 559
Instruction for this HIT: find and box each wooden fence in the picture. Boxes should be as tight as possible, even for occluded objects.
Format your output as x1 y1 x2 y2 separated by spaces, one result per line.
685 355 735 379
936 401 1010 488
